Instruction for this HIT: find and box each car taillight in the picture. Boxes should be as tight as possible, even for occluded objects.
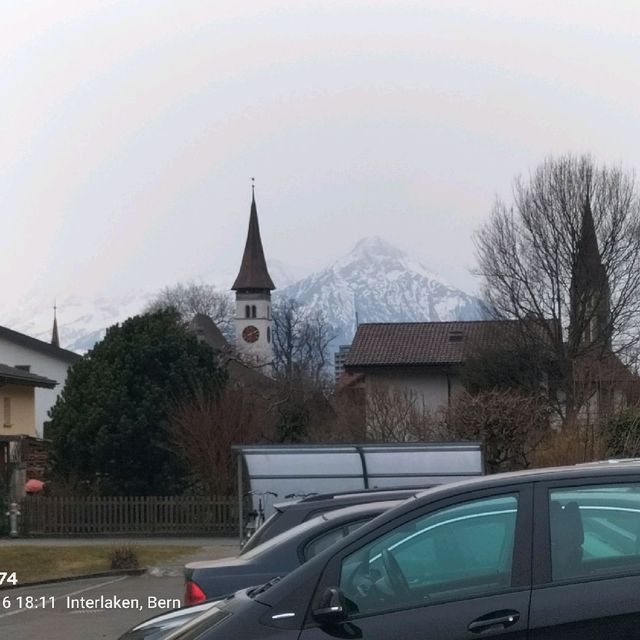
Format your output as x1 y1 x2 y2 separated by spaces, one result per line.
184 580 207 606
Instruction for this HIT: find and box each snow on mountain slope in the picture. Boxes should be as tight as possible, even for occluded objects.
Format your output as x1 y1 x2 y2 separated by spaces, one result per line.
279 237 484 350
3 290 155 353
2 238 483 355
3 262 301 354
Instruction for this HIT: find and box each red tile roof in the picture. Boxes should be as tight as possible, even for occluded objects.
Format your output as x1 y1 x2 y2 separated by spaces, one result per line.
344 321 524 368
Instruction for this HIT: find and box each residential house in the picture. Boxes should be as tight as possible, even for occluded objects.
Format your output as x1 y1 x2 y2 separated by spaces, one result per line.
0 324 81 436
0 364 57 498
341 318 640 439
340 319 520 414
0 364 57 437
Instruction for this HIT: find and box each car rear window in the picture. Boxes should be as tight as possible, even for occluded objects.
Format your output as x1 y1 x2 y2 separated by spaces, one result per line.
240 511 279 554
241 515 330 560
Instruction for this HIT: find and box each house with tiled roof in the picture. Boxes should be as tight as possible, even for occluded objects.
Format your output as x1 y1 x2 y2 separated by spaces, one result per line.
341 320 521 418
341 316 640 438
0 320 81 437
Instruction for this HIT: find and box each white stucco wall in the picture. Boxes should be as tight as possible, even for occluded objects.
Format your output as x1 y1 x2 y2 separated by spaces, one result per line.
234 293 273 369
0 336 76 436
364 368 463 413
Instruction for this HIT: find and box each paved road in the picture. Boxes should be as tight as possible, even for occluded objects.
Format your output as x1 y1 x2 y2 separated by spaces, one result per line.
0 538 240 640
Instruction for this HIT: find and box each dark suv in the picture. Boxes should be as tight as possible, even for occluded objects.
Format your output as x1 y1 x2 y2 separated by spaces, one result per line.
241 487 431 553
162 461 640 639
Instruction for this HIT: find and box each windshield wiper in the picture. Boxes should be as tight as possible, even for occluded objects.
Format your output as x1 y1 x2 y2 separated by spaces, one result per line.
248 577 282 598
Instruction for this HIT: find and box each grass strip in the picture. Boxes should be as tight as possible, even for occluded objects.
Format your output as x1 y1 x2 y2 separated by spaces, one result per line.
0 545 198 583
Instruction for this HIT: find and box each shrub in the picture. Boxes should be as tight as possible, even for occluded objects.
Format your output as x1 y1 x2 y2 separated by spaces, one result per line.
532 426 604 468
110 546 139 570
602 407 640 459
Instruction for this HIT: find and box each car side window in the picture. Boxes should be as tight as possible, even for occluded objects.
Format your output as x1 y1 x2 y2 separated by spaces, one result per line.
305 519 372 560
339 494 519 616
549 484 640 581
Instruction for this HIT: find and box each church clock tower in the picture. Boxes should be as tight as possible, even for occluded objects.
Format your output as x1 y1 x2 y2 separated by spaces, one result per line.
232 187 276 370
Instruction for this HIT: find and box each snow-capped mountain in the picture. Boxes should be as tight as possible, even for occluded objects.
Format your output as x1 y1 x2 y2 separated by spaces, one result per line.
3 237 483 354
279 237 484 349
3 290 156 353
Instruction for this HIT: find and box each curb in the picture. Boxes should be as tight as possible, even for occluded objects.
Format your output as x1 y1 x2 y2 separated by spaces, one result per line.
0 568 146 591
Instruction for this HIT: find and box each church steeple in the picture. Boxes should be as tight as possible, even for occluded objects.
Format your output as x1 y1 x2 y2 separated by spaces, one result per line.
570 195 611 348
232 185 275 372
232 187 275 292
51 304 60 348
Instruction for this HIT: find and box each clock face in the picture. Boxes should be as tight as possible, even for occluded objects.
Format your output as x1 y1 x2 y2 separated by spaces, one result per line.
242 325 260 343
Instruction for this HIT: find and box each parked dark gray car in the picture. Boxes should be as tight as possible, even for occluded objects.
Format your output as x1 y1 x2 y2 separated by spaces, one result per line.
139 461 640 640
241 486 429 553
185 499 403 605
119 601 220 640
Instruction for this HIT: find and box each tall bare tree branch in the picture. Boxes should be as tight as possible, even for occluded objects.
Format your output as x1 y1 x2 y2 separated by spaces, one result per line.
475 155 640 423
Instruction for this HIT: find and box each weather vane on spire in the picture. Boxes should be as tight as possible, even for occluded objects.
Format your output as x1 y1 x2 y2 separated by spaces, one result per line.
251 177 255 194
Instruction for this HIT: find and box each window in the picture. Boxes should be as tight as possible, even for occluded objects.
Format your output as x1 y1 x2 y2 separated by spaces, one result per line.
339 494 518 615
305 520 371 561
245 305 250 318
3 398 11 427
267 327 271 343
549 484 640 581
251 305 257 318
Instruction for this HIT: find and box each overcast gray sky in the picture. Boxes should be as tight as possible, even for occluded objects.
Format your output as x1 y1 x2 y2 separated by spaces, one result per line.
2 1 640 308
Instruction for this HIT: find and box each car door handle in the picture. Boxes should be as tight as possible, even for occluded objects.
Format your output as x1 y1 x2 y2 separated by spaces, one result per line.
468 610 520 633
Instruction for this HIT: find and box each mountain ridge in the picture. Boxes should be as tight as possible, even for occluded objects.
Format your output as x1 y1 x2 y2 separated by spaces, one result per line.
279 236 484 350
4 237 484 354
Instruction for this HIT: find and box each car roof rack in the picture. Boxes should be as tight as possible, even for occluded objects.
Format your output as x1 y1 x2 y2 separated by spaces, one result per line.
574 458 640 467
298 485 434 502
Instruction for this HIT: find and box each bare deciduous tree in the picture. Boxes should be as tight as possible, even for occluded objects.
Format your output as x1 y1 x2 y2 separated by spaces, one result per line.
272 298 337 385
146 282 234 339
271 298 306 378
364 383 440 442
446 390 551 473
268 298 338 442
169 387 269 497
475 154 640 424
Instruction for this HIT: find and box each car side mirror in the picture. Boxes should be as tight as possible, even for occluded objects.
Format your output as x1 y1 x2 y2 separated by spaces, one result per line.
312 587 349 625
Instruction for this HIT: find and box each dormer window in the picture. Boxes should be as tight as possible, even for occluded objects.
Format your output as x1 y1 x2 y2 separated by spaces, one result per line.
448 330 464 343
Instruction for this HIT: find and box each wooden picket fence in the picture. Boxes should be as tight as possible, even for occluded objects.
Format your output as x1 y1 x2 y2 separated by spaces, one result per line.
19 495 237 536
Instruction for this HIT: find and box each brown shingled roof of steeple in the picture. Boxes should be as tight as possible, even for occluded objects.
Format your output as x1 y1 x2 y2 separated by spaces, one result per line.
231 190 276 291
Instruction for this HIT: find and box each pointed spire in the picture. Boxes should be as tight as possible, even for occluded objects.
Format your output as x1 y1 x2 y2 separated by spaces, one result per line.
576 195 600 265
570 193 612 348
51 304 60 348
231 184 276 291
